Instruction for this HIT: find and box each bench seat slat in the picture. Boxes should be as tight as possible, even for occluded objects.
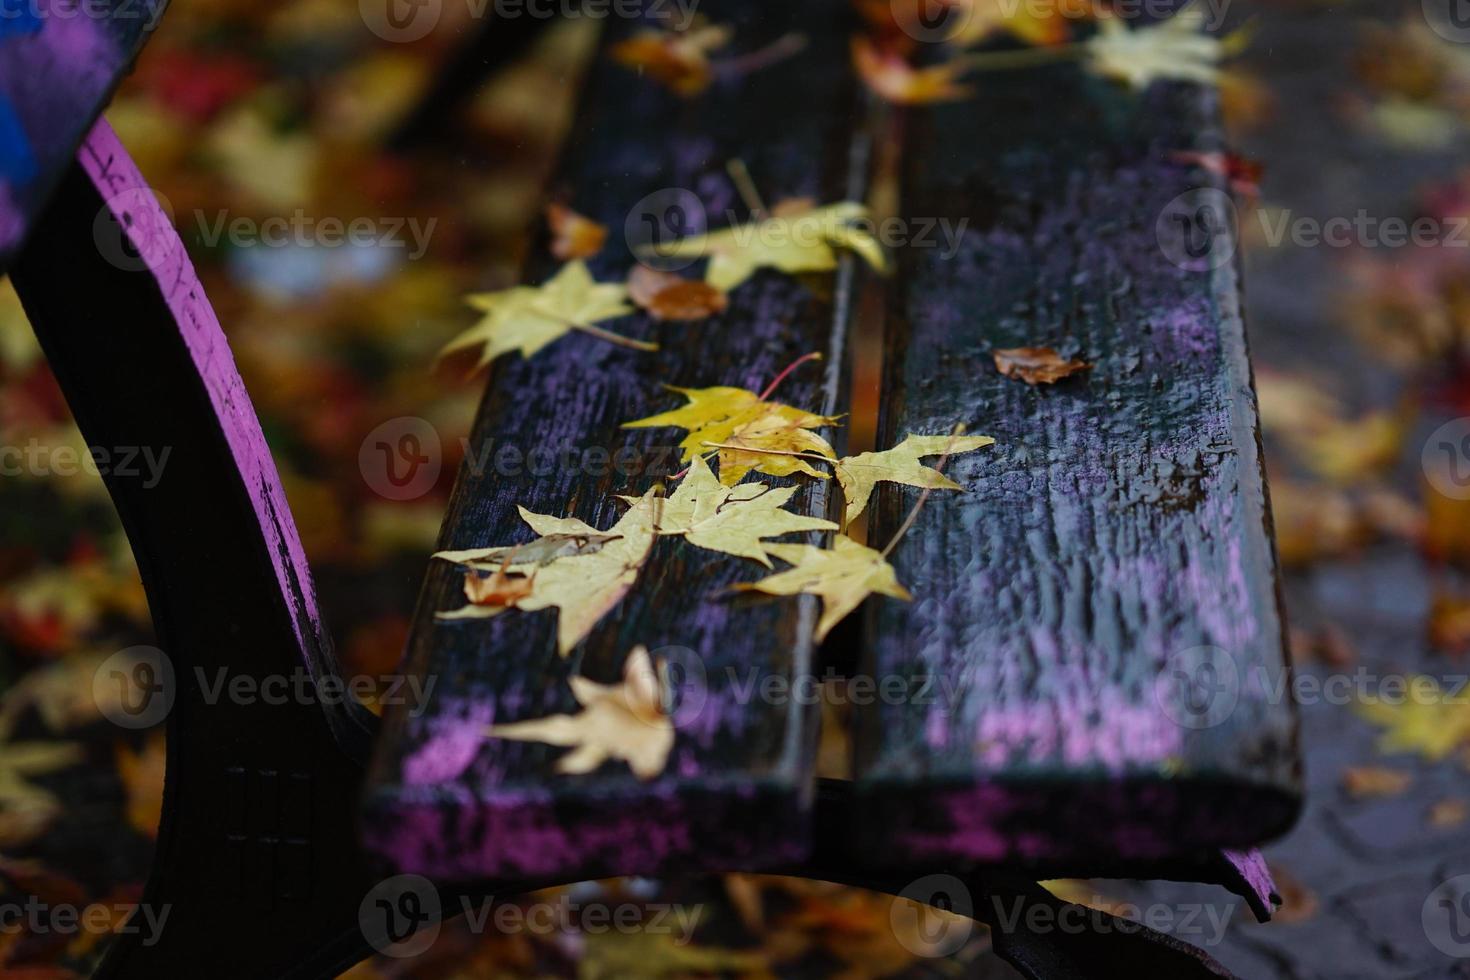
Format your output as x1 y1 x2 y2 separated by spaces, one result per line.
853 66 1300 865
364 0 865 883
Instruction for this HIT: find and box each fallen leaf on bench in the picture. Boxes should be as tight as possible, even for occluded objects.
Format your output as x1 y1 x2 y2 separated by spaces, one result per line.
992 346 1091 385
834 433 995 526
449 564 536 620
546 203 608 260
637 455 836 565
1355 676 1470 761
436 493 659 655
434 509 620 569
623 385 838 486
487 646 674 780
1086 6 1228 90
638 202 886 291
610 21 733 97
737 535 911 642
439 261 643 372
852 38 973 105
627 266 729 321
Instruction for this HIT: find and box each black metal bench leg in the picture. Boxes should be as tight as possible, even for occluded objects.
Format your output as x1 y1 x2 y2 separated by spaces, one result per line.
10 119 381 979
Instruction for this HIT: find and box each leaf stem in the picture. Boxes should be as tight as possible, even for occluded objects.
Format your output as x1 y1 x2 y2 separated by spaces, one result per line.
759 350 823 401
726 159 768 220
880 424 966 560
570 320 660 351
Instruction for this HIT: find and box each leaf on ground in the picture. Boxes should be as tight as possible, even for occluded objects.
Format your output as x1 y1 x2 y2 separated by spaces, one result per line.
439 261 642 371
639 201 886 291
1355 677 1470 761
1429 799 1468 829
546 203 608 260
488 646 674 780
992 346 1091 384
834 433 994 526
737 535 911 642
0 740 83 848
610 22 734 96
1341 765 1411 799
623 385 838 486
1087 6 1226 90
634 454 836 565
116 733 165 838
852 38 972 105
436 493 659 655
627 266 729 321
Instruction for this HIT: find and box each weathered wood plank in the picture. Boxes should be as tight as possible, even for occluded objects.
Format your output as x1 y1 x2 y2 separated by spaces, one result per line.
364 0 868 882
852 62 1300 864
0 0 165 272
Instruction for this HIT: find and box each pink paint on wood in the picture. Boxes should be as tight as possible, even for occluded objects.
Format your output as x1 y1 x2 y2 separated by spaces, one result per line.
74 119 325 647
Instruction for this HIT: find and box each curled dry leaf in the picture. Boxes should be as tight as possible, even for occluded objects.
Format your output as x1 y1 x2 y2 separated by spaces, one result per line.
440 261 644 372
639 201 886 291
610 22 734 96
833 432 994 527
627 265 729 321
546 203 608 260
435 494 659 656
460 562 536 614
488 646 674 780
623 385 838 486
852 38 972 105
633 454 837 565
992 346 1091 385
738 535 911 643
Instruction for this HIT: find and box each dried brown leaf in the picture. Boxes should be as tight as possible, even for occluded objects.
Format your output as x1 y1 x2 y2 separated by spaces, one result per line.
546 203 608 260
992 346 1091 385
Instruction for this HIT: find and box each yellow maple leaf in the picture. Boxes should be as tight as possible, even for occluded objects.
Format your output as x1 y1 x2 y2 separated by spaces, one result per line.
738 535 911 642
1355 677 1470 761
1087 7 1226 90
439 261 645 372
623 385 838 486
640 201 886 291
834 433 995 527
488 646 674 780
435 493 659 655
639 454 837 565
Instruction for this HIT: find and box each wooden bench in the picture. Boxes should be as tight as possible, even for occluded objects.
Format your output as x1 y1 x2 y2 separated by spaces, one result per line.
4 2 1300 977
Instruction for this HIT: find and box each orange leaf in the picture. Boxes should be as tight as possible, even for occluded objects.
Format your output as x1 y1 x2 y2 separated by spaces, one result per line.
852 38 971 105
627 266 728 321
546 203 608 260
